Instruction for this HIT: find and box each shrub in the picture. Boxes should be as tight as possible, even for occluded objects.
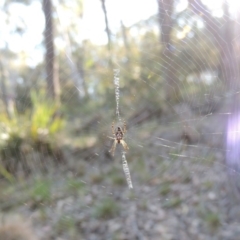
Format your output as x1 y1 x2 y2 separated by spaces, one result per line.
0 92 65 179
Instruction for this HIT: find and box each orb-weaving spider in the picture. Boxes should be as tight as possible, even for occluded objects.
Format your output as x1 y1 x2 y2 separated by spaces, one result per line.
109 121 129 156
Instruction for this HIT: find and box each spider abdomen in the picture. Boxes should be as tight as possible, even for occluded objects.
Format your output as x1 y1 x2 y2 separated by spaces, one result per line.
116 133 123 141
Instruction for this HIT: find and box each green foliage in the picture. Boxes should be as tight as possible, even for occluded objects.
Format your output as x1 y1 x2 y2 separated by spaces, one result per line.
30 91 64 138
67 178 86 193
90 172 104 184
111 174 126 185
0 91 64 140
0 164 14 183
163 197 182 208
199 206 221 230
55 215 77 235
15 85 32 113
181 173 192 184
93 198 120 219
0 92 65 179
30 179 51 203
108 167 126 185
159 183 171 196
204 212 220 230
203 181 213 190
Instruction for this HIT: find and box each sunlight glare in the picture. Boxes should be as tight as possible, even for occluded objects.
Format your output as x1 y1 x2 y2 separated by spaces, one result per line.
203 0 240 17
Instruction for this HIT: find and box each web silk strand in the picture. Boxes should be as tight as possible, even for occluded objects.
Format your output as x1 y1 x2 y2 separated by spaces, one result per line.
122 151 133 188
113 69 133 189
114 69 121 122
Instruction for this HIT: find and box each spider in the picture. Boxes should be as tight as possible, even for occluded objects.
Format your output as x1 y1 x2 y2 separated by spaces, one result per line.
109 121 129 156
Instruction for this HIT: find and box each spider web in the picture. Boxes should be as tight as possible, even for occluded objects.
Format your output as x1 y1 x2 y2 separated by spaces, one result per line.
1 0 240 240
112 68 133 189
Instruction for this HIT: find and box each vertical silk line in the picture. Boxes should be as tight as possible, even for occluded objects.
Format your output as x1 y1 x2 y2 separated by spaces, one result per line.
114 69 121 122
113 69 133 189
122 151 133 189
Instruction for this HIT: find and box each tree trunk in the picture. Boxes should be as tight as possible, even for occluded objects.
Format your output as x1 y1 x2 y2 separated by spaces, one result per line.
100 0 112 61
43 0 60 103
157 0 179 102
100 0 112 53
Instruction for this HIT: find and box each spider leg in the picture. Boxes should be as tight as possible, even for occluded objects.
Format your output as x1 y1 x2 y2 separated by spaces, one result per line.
112 122 115 135
107 136 115 140
123 121 127 134
120 140 129 151
109 139 117 156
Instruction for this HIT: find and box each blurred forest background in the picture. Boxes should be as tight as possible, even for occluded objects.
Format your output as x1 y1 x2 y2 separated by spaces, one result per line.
0 0 240 239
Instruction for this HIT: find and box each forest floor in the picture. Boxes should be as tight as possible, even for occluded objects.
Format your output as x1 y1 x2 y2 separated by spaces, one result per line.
1 101 240 240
